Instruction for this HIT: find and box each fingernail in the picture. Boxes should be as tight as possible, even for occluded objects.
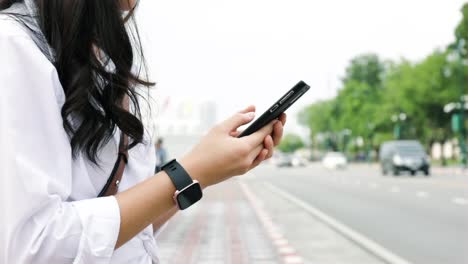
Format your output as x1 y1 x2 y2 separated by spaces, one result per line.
247 112 255 119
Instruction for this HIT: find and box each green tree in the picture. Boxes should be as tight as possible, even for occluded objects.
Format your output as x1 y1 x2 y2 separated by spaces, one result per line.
451 3 468 165
277 134 305 153
298 99 339 150
298 3 467 154
334 54 386 150
342 53 385 88
298 99 336 137
383 51 460 144
335 80 382 137
454 3 468 53
298 54 386 153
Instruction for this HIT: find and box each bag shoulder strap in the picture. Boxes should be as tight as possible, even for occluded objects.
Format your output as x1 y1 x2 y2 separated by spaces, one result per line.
98 131 129 197
98 96 130 197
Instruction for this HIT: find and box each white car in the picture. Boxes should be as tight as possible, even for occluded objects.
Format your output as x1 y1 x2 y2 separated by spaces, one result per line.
322 152 347 169
291 155 307 167
271 153 293 167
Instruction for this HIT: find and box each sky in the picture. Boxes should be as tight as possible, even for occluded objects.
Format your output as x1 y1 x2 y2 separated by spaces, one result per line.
136 0 466 137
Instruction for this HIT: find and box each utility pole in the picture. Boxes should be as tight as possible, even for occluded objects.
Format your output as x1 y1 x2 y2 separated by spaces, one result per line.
391 112 407 139
457 40 467 168
446 40 468 169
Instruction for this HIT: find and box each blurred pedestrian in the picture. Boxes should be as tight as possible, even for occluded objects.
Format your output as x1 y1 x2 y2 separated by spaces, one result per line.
155 138 167 172
0 0 287 263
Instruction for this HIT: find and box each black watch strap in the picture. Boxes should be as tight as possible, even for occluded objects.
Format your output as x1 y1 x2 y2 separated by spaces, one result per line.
161 159 193 191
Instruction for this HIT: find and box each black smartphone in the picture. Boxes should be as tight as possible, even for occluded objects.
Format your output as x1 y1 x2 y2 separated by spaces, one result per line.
238 81 310 138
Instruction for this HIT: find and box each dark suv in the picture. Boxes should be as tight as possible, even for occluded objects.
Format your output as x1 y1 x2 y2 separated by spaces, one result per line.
379 140 430 176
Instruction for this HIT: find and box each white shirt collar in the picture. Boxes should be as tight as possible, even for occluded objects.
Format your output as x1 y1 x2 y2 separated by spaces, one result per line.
21 0 55 61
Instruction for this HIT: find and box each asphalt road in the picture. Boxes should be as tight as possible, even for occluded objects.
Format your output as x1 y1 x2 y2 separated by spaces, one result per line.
250 163 468 264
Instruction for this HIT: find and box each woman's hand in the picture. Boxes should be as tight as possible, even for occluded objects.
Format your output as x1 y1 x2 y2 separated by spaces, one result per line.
180 105 287 189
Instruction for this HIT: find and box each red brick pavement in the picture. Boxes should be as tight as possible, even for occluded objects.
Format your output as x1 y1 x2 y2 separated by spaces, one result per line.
157 179 292 264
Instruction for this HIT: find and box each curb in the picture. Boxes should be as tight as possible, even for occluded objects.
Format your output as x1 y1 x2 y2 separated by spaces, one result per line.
240 181 305 264
264 182 413 264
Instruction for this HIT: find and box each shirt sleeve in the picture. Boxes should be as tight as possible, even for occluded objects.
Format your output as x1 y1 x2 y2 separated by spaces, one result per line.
0 21 120 264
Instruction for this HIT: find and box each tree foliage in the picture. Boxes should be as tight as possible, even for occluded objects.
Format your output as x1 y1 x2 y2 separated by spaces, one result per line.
342 54 384 88
454 3 468 52
277 134 305 153
298 4 467 153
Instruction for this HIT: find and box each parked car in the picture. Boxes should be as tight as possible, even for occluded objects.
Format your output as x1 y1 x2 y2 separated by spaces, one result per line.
379 140 430 176
291 155 307 167
272 153 293 167
322 152 347 169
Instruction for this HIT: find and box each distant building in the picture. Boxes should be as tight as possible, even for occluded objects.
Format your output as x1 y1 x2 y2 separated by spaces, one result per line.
197 101 218 134
147 97 218 158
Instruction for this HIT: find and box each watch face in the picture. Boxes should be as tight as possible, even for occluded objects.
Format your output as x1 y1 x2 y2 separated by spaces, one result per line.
176 182 203 210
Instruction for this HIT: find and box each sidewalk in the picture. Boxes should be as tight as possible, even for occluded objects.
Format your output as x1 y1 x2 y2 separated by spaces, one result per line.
157 178 384 264
157 179 281 264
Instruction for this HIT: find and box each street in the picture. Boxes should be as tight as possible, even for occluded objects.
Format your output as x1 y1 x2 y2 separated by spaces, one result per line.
157 163 468 264
246 163 468 264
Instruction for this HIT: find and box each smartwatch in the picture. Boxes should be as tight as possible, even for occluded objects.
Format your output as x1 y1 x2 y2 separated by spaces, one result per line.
161 159 203 210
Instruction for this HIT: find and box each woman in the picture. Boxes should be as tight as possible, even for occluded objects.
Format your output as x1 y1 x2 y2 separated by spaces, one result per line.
0 0 286 263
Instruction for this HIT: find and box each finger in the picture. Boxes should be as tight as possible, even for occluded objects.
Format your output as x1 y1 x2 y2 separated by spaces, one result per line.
264 135 274 159
238 105 256 114
228 106 256 136
279 113 287 126
272 121 284 146
244 119 278 147
250 148 269 169
229 131 242 137
247 144 264 162
220 111 255 132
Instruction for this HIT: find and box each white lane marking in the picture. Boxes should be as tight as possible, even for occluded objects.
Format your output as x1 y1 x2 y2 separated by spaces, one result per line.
279 246 296 254
390 186 401 193
274 238 289 246
264 183 413 264
452 197 468 205
284 255 304 263
271 232 283 240
416 192 428 198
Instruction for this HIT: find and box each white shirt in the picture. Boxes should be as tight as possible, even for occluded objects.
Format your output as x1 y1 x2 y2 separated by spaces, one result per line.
0 5 165 264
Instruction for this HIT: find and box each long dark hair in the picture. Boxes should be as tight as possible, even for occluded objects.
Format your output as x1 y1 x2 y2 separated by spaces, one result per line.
0 0 154 164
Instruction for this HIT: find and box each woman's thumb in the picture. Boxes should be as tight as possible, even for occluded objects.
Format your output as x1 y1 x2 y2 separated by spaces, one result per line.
220 111 255 132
